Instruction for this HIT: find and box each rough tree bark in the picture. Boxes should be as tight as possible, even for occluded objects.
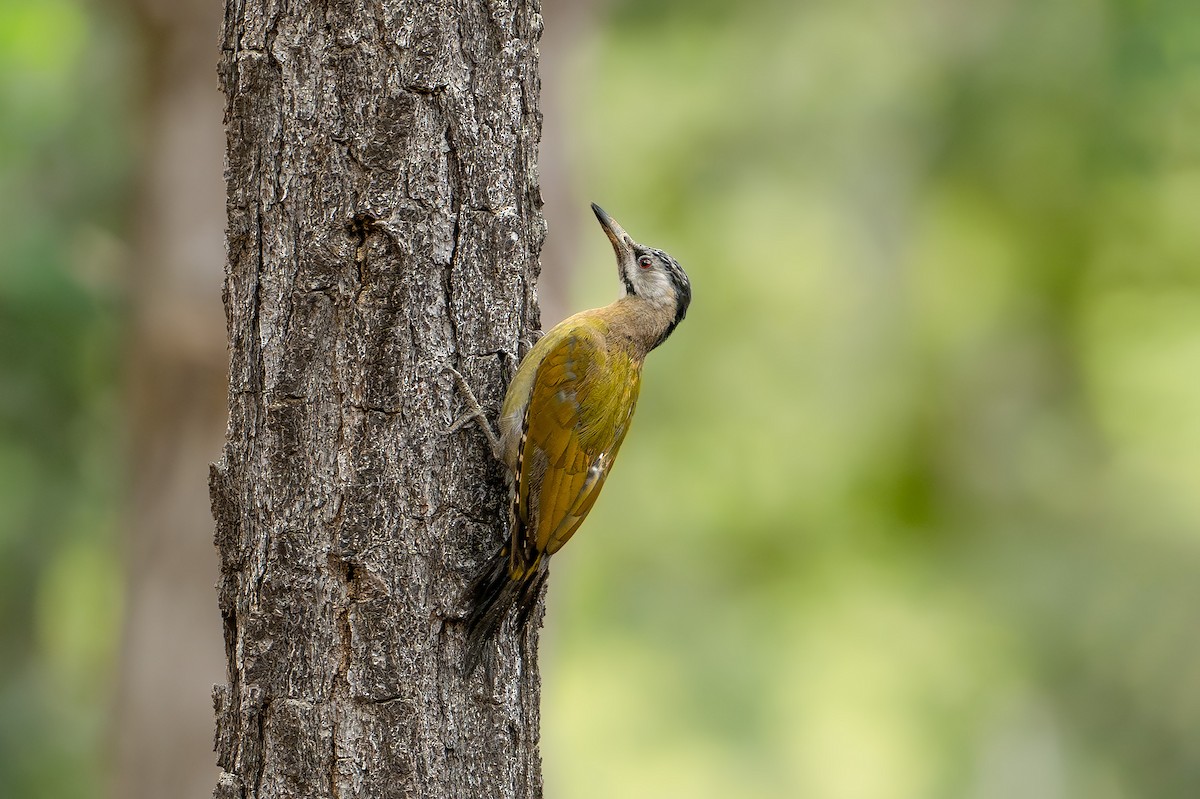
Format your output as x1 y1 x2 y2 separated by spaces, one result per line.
210 2 545 797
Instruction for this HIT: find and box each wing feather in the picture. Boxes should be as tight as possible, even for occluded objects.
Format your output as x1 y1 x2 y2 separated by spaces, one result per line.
512 327 641 569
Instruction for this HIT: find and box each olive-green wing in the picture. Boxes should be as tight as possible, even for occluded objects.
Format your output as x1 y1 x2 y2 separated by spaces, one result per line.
511 328 640 573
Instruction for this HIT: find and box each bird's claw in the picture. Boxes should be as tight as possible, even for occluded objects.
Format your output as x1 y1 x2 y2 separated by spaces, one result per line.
442 363 503 460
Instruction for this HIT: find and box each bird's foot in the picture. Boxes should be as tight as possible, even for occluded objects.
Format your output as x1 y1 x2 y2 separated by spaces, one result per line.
442 365 503 461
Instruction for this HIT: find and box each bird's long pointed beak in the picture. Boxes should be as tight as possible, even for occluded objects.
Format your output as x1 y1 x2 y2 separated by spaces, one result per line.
591 203 635 258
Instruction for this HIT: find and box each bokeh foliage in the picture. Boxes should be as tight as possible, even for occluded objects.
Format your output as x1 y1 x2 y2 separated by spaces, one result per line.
2 0 1199 797
546 1 1200 797
0 0 132 795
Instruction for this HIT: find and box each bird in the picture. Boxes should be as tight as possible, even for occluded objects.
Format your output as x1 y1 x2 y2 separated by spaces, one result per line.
446 203 691 674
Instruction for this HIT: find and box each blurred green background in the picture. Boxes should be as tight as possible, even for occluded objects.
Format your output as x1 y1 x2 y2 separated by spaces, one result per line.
1 0 131 795
3 0 1199 797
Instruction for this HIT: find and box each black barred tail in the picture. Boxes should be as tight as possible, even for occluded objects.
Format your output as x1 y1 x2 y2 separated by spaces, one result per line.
463 548 548 676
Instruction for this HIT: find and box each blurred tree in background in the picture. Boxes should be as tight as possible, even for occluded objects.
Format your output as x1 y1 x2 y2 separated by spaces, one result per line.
2 0 1198 797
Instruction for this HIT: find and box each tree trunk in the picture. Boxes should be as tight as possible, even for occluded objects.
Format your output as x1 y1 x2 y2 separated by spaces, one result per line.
210 2 545 797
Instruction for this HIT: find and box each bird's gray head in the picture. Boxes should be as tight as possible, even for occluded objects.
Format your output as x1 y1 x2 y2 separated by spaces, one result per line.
591 202 691 347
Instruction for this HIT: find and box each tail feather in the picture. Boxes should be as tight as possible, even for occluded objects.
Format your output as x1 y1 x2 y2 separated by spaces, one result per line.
462 548 546 676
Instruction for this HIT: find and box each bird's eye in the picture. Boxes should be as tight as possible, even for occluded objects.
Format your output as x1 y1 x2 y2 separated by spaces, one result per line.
637 255 653 269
